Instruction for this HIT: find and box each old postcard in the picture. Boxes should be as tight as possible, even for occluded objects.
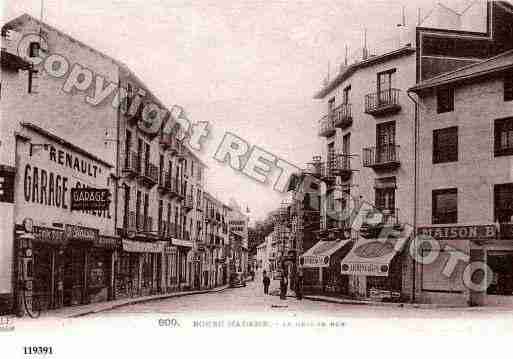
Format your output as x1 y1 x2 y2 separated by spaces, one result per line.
1 0 513 358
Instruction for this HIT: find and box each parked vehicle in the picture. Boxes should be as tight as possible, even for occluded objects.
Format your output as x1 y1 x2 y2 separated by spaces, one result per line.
229 272 246 288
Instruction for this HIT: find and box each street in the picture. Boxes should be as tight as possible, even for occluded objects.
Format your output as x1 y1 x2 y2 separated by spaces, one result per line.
91 274 513 320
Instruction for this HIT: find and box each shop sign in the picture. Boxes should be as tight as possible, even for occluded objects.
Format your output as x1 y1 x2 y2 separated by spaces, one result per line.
122 239 164 253
417 225 496 240
70 188 111 211
33 226 66 245
65 224 99 242
172 238 193 248
300 255 330 268
0 166 15 203
341 262 389 276
94 236 120 249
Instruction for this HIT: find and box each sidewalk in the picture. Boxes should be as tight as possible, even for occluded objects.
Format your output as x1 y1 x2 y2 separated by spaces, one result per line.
37 285 229 318
269 286 449 309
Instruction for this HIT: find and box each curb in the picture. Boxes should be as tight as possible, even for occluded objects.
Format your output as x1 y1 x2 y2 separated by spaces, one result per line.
69 285 230 318
302 295 449 309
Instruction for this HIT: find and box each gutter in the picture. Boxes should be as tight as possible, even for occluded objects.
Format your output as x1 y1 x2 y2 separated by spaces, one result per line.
407 90 419 304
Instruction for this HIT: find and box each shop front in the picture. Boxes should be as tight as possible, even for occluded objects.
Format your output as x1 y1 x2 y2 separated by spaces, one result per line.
26 224 117 311
121 239 165 297
172 238 193 290
416 224 513 307
340 237 408 302
300 239 353 296
163 245 179 293
12 124 116 316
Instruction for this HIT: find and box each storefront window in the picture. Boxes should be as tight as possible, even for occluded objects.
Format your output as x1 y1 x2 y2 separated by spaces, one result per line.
487 251 513 295
141 253 154 289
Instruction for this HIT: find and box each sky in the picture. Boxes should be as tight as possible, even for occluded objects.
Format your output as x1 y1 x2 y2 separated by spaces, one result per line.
1 0 474 222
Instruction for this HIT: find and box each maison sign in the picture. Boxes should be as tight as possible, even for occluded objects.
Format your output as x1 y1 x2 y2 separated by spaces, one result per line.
417 225 497 240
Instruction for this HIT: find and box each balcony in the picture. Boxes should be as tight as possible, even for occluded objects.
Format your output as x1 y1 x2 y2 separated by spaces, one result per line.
333 103 352 129
160 133 180 156
324 154 354 183
123 151 140 177
136 215 153 233
318 113 336 138
158 220 168 238
139 162 158 187
364 89 401 117
183 195 194 212
125 211 137 233
158 171 171 194
362 145 400 171
304 156 324 178
360 208 400 239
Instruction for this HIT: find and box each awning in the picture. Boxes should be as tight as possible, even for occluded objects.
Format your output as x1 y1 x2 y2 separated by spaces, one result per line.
340 237 408 276
300 239 352 268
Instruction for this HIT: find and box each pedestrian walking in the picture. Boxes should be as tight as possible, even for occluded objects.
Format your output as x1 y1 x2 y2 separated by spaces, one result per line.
280 273 288 300
262 271 271 294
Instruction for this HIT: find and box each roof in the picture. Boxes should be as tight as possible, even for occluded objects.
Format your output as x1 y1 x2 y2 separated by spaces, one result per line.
410 49 513 93
314 46 415 99
5 14 208 169
20 123 114 168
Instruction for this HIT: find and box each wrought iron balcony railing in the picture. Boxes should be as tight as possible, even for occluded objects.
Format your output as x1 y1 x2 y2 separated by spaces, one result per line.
333 103 352 129
318 113 336 137
140 162 158 187
362 145 400 171
123 151 140 176
364 89 401 116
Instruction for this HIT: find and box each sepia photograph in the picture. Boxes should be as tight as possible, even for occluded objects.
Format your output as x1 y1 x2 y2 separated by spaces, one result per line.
1 0 513 357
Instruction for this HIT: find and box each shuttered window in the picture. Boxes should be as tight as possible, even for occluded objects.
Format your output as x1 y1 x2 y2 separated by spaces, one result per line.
433 126 458 164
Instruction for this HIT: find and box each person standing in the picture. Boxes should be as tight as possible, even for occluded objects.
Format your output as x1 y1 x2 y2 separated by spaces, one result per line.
262 271 270 295
280 273 288 300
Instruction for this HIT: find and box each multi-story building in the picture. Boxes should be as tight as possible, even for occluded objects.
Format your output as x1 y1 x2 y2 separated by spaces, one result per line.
1 14 120 314
305 0 513 302
410 50 513 307
0 13 227 315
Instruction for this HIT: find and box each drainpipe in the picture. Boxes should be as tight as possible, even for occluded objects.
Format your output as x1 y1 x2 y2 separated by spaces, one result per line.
407 90 419 303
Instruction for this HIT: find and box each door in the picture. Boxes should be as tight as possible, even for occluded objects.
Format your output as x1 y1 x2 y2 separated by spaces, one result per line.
376 122 396 163
377 70 394 104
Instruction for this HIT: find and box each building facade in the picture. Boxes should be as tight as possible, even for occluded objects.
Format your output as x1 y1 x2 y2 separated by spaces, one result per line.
410 50 513 306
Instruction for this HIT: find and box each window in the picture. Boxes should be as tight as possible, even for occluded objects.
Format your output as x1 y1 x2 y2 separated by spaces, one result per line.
375 188 395 211
377 69 395 102
495 118 513 156
123 185 130 229
433 127 458 164
437 87 454 113
494 183 513 223
328 97 335 113
505 73 513 102
158 200 163 235
159 154 164 184
28 70 39 94
143 193 149 230
343 86 351 104
432 188 457 224
136 190 141 229
29 42 40 57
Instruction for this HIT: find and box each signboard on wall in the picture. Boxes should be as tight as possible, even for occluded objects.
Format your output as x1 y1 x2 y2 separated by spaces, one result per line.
15 125 114 234
0 165 15 203
70 188 111 211
417 225 497 240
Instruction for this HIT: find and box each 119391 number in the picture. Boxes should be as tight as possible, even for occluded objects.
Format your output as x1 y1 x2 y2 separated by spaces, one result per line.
23 346 53 355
